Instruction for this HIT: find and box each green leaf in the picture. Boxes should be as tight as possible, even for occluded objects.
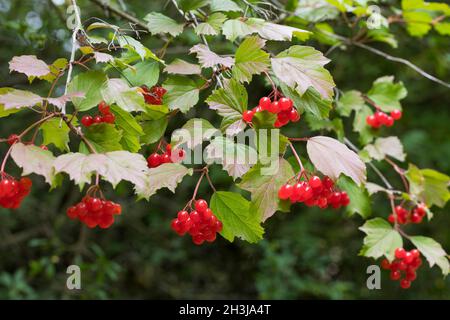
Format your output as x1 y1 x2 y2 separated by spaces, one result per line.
10 143 57 186
162 76 202 113
101 78 146 112
359 218 403 261
145 163 193 199
209 0 242 12
435 22 450 36
210 191 264 243
206 79 247 134
177 0 209 11
140 117 168 145
363 136 405 162
286 86 332 119
336 90 365 117
123 60 160 88
171 118 218 149
405 164 450 208
238 158 295 222
164 59 201 75
233 36 270 83
84 123 123 152
68 70 107 111
205 136 257 179
304 113 344 141
39 58 68 83
222 19 254 41
252 110 277 129
194 12 227 36
40 118 72 152
403 11 432 37
0 88 21 118
337 174 372 219
144 12 184 37
367 76 407 112
410 236 449 276
353 104 375 145
117 35 156 61
110 105 143 153
271 45 335 99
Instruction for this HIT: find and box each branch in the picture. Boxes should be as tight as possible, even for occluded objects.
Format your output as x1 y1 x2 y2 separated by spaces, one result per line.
326 32 450 89
88 0 151 32
63 0 84 114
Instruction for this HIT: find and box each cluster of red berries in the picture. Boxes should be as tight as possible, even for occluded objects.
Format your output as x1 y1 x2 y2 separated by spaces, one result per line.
66 196 122 229
171 199 223 245
388 204 427 224
242 96 300 128
147 144 185 168
6 134 19 146
139 85 167 105
81 101 116 127
366 110 402 128
381 248 422 289
0 176 32 209
278 175 350 209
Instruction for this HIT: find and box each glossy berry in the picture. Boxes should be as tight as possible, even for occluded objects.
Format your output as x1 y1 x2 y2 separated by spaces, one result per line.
242 110 255 123
147 153 162 168
98 101 110 115
93 115 103 124
147 144 184 168
259 97 271 110
308 176 322 189
278 97 293 111
7 134 19 145
289 109 300 122
81 115 94 127
400 279 411 289
102 113 115 124
395 248 406 259
195 199 208 213
390 110 402 120
390 270 401 280
278 184 293 200
381 247 422 289
0 176 32 209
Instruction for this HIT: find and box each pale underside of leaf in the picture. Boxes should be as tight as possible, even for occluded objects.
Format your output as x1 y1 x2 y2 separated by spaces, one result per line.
190 44 234 69
9 55 50 78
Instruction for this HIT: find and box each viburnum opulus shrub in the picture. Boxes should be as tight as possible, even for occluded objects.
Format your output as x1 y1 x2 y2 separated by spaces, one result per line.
0 0 450 288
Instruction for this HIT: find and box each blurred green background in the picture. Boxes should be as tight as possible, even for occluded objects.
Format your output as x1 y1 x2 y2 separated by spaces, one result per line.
0 0 449 299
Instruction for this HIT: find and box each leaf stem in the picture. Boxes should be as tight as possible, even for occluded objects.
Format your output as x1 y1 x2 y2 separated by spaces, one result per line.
288 142 304 174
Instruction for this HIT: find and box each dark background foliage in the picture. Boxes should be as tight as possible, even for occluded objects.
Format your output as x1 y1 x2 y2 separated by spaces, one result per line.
0 0 449 299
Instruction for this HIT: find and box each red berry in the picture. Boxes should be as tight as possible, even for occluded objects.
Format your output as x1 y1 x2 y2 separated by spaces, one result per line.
93 115 103 124
385 116 394 127
102 113 115 124
147 153 162 168
410 249 420 259
411 213 422 224
322 176 334 189
253 106 262 113
278 184 293 200
259 97 271 110
381 259 391 270
161 153 172 164
81 115 93 127
289 109 300 122
190 211 201 224
192 235 205 245
278 97 293 111
268 101 280 113
195 199 208 213
308 176 322 189
390 110 402 120
400 279 411 289
67 206 78 219
390 270 401 280
405 271 416 281
395 247 406 259
340 192 350 206
177 210 189 222
366 115 380 128
404 252 414 264
98 101 110 115
7 134 19 145
415 204 427 217
242 110 255 123
388 214 396 224
87 197 103 212
375 111 388 125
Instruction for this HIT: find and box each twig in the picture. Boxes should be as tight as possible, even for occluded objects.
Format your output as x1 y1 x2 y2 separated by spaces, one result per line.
63 0 84 114
288 142 304 173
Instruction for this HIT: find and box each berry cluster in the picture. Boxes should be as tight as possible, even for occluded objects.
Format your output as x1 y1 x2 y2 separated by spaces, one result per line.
366 110 402 128
381 248 422 289
66 196 122 229
171 199 223 245
147 144 185 168
388 204 427 225
0 176 32 209
242 96 300 127
81 101 116 127
140 85 167 105
278 175 350 209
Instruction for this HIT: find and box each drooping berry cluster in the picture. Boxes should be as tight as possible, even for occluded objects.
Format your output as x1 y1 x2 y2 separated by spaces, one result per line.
147 144 185 168
0 176 32 209
66 196 122 229
388 204 427 224
381 248 422 289
171 199 223 245
242 96 300 127
366 110 402 128
278 175 350 209
81 101 116 127
139 85 167 105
